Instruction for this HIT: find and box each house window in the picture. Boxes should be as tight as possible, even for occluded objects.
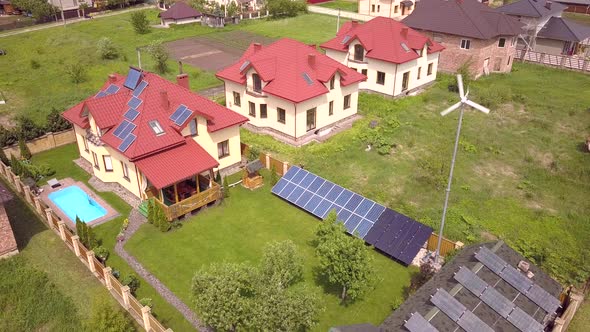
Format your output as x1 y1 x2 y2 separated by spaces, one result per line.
329 101 334 116
377 4 380 12
402 72 410 91
427 63 433 75
498 38 506 48
351 67 358 72
92 152 99 170
217 140 230 159
460 39 471 50
233 91 241 106
277 108 286 124
249 101 256 117
189 118 198 137
83 136 89 152
361 69 367 76
417 67 422 80
376 71 385 85
306 108 316 131
394 5 398 13
343 94 351 109
260 104 267 118
149 120 164 135
330 76 335 90
371 4 375 12
121 161 130 181
103 155 113 172
354 44 364 61
252 73 262 93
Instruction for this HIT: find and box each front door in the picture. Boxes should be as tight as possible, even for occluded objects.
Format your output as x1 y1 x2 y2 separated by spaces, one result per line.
306 108 316 132
402 72 409 91
483 57 490 75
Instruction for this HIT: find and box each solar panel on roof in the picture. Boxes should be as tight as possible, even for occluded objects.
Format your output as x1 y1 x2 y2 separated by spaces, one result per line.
480 287 515 318
174 107 194 126
127 96 142 109
133 81 148 97
527 284 561 314
124 108 140 121
170 105 187 122
95 91 108 98
105 84 120 95
476 246 507 274
430 289 465 322
454 266 487 297
302 72 314 86
404 312 438 332
401 42 411 52
457 310 494 332
118 133 136 152
341 35 351 44
113 120 133 138
123 68 142 90
239 60 250 72
501 266 533 293
507 307 544 332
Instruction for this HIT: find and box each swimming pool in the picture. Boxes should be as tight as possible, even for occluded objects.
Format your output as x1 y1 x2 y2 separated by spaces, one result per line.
48 186 107 223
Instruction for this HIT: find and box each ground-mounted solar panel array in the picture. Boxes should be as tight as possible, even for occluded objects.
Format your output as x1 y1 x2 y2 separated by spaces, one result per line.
271 166 432 265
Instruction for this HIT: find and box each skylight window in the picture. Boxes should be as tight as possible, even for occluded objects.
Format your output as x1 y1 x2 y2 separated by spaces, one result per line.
302 72 314 86
341 35 351 44
239 61 250 72
401 42 411 53
149 120 165 135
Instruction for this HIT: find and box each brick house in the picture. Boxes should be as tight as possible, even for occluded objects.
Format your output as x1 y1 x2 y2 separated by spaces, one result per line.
403 0 524 78
321 17 444 97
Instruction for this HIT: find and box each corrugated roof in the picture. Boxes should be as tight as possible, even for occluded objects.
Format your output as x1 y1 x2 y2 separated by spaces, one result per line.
497 0 567 18
538 17 590 42
216 38 366 103
402 0 524 40
159 2 202 20
321 17 444 64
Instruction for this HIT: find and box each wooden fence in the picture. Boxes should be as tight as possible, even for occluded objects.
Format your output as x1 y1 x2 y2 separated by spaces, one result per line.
516 49 590 73
0 161 171 332
426 233 464 257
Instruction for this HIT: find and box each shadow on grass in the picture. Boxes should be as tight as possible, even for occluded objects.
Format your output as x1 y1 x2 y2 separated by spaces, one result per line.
2 182 46 252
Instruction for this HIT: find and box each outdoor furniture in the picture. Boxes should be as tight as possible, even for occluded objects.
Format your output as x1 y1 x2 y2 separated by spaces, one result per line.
242 159 264 190
47 178 61 189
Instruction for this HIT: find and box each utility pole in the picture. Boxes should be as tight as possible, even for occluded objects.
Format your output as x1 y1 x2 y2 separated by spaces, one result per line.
337 9 340 33
137 48 142 69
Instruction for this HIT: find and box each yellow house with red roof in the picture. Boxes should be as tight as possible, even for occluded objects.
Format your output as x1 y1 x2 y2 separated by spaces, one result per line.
63 68 248 220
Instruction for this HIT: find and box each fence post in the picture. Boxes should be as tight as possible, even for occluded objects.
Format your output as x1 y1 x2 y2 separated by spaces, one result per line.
539 53 545 64
265 154 270 169
23 185 33 204
34 196 43 215
71 235 81 256
121 285 131 309
104 267 113 290
13 175 21 193
283 161 289 175
57 221 67 241
44 208 53 225
583 59 589 72
560 56 566 68
86 250 96 272
141 306 152 330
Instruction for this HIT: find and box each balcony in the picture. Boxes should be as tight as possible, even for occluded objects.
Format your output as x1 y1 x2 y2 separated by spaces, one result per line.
86 129 105 147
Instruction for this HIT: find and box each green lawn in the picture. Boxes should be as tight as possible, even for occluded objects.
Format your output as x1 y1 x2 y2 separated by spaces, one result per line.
0 180 132 330
125 174 414 331
569 298 590 332
317 0 359 13
563 12 590 25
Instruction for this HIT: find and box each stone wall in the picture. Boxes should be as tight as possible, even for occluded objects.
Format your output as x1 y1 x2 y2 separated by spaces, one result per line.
3 129 76 159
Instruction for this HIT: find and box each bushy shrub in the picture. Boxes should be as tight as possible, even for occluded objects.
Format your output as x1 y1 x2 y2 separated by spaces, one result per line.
122 274 140 295
18 137 32 160
0 125 18 147
269 165 279 186
147 40 169 74
223 176 230 198
130 11 150 34
46 108 72 132
65 61 87 84
267 0 307 18
15 116 44 141
94 246 110 262
97 37 119 60
139 298 153 308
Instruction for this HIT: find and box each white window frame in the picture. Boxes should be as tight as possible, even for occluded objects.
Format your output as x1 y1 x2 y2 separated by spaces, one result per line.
103 155 113 172
189 118 198 137
149 120 165 135
460 39 471 50
121 161 130 181
498 38 506 48
217 140 230 159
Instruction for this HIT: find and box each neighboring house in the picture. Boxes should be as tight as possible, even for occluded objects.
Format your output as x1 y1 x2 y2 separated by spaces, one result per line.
555 0 590 14
0 0 15 15
403 0 523 78
62 68 248 219
497 0 590 55
159 1 202 27
321 17 444 97
379 241 563 332
357 0 416 20
47 0 87 18
209 0 262 13
217 38 365 145
0 183 18 259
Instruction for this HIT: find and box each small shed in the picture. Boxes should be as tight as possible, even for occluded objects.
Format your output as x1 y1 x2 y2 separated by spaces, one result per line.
159 2 202 27
242 159 264 190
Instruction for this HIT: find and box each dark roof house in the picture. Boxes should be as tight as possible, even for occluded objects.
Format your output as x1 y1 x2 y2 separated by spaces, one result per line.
159 2 202 26
538 16 590 42
497 0 567 19
380 241 563 332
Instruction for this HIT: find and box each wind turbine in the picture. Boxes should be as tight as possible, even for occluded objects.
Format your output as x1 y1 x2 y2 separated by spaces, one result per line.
433 74 490 265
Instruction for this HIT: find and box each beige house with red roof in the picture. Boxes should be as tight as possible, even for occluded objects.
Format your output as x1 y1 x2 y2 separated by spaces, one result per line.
357 0 416 19
322 17 444 97
63 68 247 220
216 38 365 145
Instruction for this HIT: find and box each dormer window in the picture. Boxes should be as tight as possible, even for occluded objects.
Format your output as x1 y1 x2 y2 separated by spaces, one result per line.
252 73 262 93
354 44 364 61
149 120 164 135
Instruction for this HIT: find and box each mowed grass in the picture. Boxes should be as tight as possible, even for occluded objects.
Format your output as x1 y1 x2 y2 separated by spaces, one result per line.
125 175 414 331
31 144 195 331
569 298 590 332
317 0 359 12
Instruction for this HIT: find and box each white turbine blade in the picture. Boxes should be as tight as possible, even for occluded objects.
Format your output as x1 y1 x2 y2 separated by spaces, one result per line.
457 74 464 99
465 99 490 114
440 101 462 116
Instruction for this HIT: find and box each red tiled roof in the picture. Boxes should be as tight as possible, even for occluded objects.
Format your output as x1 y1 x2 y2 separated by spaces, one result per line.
62 69 247 161
321 17 445 64
134 138 219 189
216 38 366 103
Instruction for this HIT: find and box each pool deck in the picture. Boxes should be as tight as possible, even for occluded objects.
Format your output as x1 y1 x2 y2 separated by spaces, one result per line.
40 178 120 229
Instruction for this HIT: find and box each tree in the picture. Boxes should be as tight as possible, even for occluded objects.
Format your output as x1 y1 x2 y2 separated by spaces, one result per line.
16 116 44 141
147 40 169 74
45 108 72 132
130 11 150 34
226 0 239 16
10 154 21 175
315 210 375 302
215 170 221 184
94 246 110 262
191 262 256 331
147 199 155 224
122 274 140 295
266 0 306 18
407 261 436 296
0 148 8 166
11 0 58 20
97 37 119 60
76 216 98 249
86 299 135 332
18 137 32 160
223 176 230 198
79 2 89 17
259 240 303 288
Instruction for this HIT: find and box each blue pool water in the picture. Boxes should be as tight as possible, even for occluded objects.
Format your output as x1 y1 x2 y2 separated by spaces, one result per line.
48 186 107 223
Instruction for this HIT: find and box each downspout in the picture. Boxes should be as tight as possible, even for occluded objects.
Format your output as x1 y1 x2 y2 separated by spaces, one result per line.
135 165 142 199
392 63 398 96
294 103 297 140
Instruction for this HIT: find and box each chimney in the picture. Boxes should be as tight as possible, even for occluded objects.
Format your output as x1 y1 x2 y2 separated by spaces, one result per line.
351 20 358 27
253 43 262 52
176 73 189 90
518 260 530 273
308 54 316 67
401 27 409 38
545 0 552 9
160 90 169 109
178 61 184 75
108 74 117 84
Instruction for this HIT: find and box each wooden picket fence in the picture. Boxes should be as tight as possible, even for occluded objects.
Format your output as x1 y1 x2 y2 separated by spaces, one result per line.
0 161 170 332
516 49 590 73
426 233 463 257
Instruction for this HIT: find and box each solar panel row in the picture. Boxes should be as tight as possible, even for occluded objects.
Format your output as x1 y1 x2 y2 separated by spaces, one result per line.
430 289 465 322
124 108 140 121
124 68 142 90
457 310 494 332
118 133 136 152
113 120 136 139
127 96 143 109
169 104 193 126
133 81 148 97
105 84 120 95
507 307 544 332
404 312 437 332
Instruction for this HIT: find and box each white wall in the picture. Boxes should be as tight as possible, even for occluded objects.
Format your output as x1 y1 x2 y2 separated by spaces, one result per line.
161 17 201 27
357 0 414 19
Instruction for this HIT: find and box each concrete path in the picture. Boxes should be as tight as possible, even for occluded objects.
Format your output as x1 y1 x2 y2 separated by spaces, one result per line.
0 5 154 38
115 209 210 332
307 5 374 22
